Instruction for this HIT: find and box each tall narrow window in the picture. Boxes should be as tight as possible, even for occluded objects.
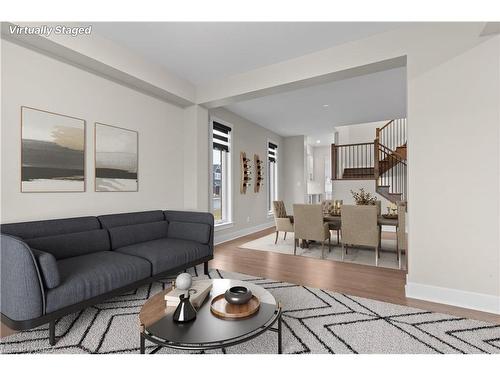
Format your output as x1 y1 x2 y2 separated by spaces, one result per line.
267 142 278 213
212 121 232 225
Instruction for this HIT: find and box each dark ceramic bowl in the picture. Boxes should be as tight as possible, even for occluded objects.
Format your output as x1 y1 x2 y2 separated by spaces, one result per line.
224 286 253 305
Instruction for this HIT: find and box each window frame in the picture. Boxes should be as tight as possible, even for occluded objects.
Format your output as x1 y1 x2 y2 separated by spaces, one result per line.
209 117 233 228
267 139 279 216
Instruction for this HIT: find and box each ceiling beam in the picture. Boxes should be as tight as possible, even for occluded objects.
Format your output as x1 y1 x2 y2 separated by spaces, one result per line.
1 22 196 108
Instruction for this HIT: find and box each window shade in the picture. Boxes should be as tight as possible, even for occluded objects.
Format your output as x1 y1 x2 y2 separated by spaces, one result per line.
213 121 231 152
268 142 277 163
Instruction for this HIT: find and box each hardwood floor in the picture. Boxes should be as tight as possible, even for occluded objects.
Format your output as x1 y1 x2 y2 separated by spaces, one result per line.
2 227 499 338
211 227 500 324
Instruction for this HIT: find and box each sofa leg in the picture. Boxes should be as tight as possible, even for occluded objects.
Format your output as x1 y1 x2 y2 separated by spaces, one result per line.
204 261 209 275
49 320 56 346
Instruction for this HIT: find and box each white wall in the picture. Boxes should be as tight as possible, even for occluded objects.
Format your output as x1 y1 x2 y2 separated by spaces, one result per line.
1 41 186 222
312 145 330 195
183 105 209 211
207 108 284 243
406 36 500 312
282 136 306 213
335 120 387 144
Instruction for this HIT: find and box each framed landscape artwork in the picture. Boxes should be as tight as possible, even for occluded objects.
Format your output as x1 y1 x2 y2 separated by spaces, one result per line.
94 123 138 192
21 106 86 192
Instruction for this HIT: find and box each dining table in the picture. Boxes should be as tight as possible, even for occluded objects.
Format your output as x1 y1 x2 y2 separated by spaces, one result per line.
298 214 399 249
323 214 398 227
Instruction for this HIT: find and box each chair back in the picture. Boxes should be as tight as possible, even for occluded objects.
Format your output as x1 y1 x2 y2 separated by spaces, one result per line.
341 205 379 247
397 201 406 250
293 204 326 242
321 200 343 214
272 201 287 218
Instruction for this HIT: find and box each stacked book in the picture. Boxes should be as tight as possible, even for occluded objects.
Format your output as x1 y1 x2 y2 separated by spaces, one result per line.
165 280 213 309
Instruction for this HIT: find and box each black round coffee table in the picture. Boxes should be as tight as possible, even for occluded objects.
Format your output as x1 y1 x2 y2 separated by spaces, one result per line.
139 279 282 354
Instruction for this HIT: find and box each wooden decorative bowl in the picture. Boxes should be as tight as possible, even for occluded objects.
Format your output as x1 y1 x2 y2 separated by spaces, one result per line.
210 294 260 320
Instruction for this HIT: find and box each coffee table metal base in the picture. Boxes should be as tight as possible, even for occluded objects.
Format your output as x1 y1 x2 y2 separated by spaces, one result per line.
140 306 282 354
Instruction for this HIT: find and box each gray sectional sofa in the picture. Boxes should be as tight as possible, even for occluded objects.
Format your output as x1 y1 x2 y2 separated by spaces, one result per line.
0 210 214 345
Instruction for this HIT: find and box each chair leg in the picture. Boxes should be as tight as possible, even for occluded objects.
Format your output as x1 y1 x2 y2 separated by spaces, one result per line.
275 231 279 244
284 232 287 240
328 237 331 253
375 246 379 267
341 243 345 261
397 242 402 270
337 230 340 245
321 242 325 260
204 261 209 275
294 239 297 255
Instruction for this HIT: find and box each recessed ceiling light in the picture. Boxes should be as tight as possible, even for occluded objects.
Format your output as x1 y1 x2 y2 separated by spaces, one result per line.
316 140 321 144
322 104 329 108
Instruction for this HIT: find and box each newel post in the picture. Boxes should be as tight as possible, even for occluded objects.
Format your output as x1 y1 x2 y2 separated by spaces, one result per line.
374 137 379 181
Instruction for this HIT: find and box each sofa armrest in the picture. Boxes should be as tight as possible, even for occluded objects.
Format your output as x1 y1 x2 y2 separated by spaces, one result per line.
0 234 46 321
164 211 214 255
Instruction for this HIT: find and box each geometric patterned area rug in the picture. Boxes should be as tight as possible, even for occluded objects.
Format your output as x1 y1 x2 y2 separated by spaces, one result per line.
1 265 499 354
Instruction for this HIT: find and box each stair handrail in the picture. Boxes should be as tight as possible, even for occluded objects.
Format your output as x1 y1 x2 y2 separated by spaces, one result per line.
375 119 394 141
375 141 407 201
331 142 375 180
378 143 407 165
376 118 406 152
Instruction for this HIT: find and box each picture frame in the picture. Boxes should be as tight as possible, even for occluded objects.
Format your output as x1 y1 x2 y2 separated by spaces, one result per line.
21 106 86 193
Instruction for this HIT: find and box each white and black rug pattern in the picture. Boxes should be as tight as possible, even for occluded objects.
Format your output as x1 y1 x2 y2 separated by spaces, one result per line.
1 266 499 354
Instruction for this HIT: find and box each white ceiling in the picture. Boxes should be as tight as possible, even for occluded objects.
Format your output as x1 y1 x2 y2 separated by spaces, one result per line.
92 22 407 85
224 66 407 137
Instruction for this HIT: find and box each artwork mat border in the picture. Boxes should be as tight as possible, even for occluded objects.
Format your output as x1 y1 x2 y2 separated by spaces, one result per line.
20 105 87 193
94 122 139 193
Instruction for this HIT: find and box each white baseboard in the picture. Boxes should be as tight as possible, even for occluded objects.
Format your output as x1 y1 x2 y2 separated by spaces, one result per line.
214 222 274 245
406 281 500 314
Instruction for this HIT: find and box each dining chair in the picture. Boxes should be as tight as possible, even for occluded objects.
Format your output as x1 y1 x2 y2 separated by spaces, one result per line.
293 204 331 259
396 201 407 269
321 199 342 244
272 201 294 244
341 205 380 266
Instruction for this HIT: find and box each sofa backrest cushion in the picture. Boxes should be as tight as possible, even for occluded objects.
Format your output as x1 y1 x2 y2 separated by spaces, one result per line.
164 211 214 246
25 229 111 260
108 221 168 249
164 210 214 226
98 210 165 229
167 221 211 244
0 216 100 239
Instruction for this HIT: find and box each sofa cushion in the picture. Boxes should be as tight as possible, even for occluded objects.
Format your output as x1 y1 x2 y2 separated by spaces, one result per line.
167 221 211 244
98 210 165 229
115 238 211 275
25 229 111 260
0 216 100 239
31 248 60 289
45 251 151 313
108 221 168 249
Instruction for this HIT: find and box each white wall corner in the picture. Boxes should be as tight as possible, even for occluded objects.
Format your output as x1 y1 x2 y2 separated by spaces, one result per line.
405 281 500 315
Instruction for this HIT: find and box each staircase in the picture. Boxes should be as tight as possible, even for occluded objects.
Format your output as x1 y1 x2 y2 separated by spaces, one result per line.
331 118 407 203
